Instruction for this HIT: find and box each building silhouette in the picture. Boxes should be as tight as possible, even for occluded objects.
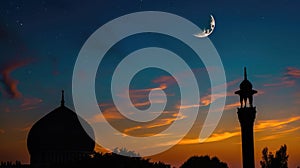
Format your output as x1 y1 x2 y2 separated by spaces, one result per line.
23 91 171 168
0 161 29 168
235 67 257 168
27 91 95 168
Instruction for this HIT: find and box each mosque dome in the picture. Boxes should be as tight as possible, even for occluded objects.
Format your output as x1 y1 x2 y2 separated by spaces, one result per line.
27 91 95 165
240 79 253 90
239 67 253 90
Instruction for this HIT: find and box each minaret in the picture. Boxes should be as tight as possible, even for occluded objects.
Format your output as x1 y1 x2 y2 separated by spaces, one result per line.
61 90 65 106
235 67 257 168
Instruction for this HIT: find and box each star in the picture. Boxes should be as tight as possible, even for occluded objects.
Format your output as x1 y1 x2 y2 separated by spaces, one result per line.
16 20 23 27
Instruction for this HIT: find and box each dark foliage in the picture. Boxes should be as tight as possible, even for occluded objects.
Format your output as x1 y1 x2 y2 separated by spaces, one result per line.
260 144 288 168
51 152 170 168
113 147 140 157
180 155 228 168
0 161 29 168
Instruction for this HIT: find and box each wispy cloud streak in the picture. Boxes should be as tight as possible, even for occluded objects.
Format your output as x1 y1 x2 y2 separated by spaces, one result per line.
285 67 300 78
255 116 300 131
264 67 300 87
258 126 300 141
0 59 32 98
169 115 300 145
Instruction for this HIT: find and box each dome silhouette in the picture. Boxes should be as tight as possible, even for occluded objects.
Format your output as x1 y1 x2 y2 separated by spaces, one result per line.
27 91 95 167
235 67 257 108
239 67 253 90
239 79 253 90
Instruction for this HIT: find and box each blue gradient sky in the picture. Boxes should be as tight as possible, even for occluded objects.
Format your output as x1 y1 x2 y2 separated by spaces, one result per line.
1 0 300 167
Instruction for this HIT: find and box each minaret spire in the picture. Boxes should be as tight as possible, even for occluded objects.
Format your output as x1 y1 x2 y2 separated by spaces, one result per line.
244 67 247 80
61 90 65 106
235 67 258 168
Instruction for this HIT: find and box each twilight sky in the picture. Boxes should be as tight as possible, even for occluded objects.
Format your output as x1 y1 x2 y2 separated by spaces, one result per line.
1 0 300 168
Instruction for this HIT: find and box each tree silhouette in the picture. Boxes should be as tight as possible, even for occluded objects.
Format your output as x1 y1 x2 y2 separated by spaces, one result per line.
113 147 140 157
260 144 288 168
180 155 228 168
50 151 170 168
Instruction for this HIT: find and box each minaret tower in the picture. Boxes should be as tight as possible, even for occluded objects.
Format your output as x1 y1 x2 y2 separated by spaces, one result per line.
61 90 65 106
235 67 258 168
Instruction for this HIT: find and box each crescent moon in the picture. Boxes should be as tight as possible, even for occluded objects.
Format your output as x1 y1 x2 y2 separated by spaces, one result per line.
194 15 215 38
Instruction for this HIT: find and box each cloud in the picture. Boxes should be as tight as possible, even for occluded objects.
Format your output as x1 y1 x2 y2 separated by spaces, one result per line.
0 59 32 98
255 116 300 131
99 103 114 107
224 101 240 111
285 67 300 78
178 89 234 110
180 91 234 109
121 74 242 111
150 67 226 95
131 99 166 108
131 101 151 107
176 90 239 111
264 77 295 87
210 78 241 92
253 116 300 141
154 130 241 147
199 78 248 107
146 112 186 129
90 106 124 123
10 97 43 112
150 114 300 147
21 97 43 106
179 115 300 144
123 126 143 134
123 112 186 135
199 131 240 143
126 85 169 99
179 104 201 110
115 85 168 110
151 69 197 88
258 126 300 141
93 102 186 137
151 67 232 92
179 131 241 145
0 129 5 134
93 108 186 136
264 67 300 87
258 134 280 141
176 76 246 110
200 92 230 106
252 116 300 142
178 101 239 112
152 75 177 86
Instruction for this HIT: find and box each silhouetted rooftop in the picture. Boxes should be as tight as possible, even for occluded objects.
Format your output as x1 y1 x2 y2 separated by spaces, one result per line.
27 91 95 155
239 67 253 90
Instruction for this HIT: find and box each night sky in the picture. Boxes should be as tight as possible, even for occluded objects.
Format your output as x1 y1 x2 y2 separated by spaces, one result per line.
1 0 300 168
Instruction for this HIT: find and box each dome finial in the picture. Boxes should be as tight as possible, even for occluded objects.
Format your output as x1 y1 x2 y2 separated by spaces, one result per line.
61 90 65 106
244 67 247 80
235 67 257 108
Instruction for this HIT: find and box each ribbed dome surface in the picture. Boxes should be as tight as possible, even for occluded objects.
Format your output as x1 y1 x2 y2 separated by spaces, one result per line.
27 105 95 155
